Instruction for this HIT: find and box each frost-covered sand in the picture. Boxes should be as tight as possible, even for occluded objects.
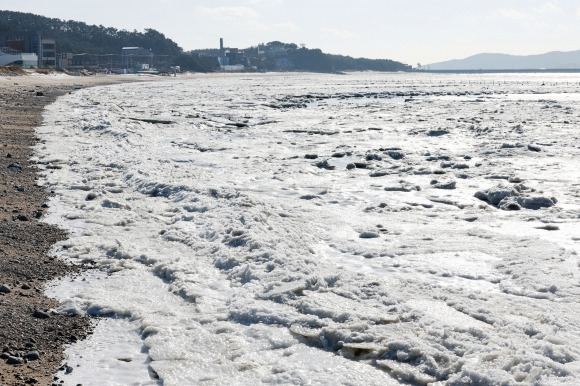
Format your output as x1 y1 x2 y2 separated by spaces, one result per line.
36 72 580 385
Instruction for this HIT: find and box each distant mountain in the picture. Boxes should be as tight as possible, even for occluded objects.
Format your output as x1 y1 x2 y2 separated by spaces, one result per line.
427 50 580 71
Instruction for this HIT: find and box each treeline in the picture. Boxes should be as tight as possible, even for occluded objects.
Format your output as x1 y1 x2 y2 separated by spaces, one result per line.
174 53 219 72
192 41 410 73
284 47 410 72
0 10 182 56
248 41 409 72
0 11 409 73
328 54 410 72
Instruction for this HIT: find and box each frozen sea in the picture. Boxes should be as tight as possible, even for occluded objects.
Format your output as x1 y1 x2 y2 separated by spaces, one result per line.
34 72 580 385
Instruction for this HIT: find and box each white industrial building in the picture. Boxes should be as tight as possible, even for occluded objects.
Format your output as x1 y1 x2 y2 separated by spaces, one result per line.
0 46 38 67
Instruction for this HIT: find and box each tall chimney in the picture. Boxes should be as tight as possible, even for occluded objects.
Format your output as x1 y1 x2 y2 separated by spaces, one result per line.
220 38 223 51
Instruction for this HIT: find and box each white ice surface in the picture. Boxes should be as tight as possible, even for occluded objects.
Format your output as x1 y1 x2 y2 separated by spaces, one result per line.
53 311 158 386
38 72 580 385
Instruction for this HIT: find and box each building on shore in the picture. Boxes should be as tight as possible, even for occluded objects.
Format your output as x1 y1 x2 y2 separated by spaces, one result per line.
0 46 38 67
41 38 56 67
122 47 153 70
217 39 254 71
58 48 163 74
58 53 101 71
0 31 56 67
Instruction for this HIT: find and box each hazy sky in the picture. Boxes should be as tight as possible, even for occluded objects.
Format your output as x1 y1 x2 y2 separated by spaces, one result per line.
3 1 580 65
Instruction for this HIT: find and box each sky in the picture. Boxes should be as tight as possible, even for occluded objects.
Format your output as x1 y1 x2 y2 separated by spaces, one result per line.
3 0 580 65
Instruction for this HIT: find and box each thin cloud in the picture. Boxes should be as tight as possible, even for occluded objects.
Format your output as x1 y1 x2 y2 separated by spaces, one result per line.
498 9 533 21
321 28 359 39
533 2 562 15
275 22 300 31
246 0 282 4
197 7 260 21
238 20 270 31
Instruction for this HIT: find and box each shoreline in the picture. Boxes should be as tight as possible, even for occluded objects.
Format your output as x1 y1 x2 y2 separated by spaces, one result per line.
0 70 331 385
0 72 158 386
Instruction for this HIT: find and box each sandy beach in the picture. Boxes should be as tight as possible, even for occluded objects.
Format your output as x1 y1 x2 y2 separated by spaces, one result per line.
0 69 157 386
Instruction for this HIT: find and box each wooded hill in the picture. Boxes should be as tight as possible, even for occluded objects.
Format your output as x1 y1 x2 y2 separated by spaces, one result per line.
0 11 410 73
0 10 182 56
193 41 411 73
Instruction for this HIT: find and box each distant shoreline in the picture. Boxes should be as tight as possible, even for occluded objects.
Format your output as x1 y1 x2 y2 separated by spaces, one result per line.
415 69 580 74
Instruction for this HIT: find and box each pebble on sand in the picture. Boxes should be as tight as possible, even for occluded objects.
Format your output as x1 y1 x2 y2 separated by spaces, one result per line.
24 351 41 361
32 310 51 319
6 356 24 365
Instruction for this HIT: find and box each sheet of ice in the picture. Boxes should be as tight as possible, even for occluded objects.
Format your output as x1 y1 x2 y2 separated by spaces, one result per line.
37 72 580 385
52 312 159 386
